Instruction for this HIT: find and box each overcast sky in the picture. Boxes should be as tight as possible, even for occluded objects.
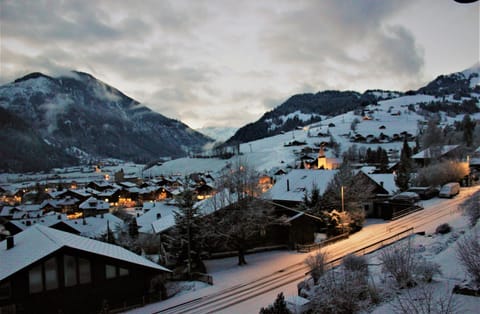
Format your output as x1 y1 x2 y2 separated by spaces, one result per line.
1 0 479 129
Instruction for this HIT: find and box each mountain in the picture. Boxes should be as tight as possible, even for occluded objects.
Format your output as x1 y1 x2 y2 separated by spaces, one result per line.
0 71 212 172
196 126 238 143
225 64 480 146
224 89 401 145
416 62 480 97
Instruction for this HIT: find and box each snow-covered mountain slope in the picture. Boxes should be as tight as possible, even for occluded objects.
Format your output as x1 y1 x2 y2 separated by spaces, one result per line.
149 90 479 178
0 71 213 172
226 65 480 146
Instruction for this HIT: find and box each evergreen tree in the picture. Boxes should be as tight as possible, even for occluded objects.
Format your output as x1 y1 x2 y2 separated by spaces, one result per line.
259 292 292 314
421 117 444 149
462 114 476 147
169 186 206 276
128 219 139 238
396 136 413 191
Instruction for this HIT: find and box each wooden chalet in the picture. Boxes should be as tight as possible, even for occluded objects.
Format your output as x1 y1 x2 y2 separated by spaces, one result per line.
0 225 170 313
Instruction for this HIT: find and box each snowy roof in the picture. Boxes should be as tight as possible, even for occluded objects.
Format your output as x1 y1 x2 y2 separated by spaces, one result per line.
194 189 238 215
412 145 459 159
79 197 109 210
7 213 69 231
137 202 179 234
61 213 124 238
264 169 338 202
119 181 138 188
362 172 398 195
12 209 43 220
0 225 170 282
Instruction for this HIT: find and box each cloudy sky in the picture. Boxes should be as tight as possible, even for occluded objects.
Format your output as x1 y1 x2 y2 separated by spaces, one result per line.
1 0 479 129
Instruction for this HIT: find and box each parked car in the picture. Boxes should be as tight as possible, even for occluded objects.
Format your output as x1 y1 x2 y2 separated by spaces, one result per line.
390 191 420 204
407 186 439 200
438 182 460 198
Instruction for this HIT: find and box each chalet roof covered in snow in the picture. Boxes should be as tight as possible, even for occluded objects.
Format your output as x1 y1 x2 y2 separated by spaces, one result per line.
263 169 337 202
412 145 459 159
361 172 398 195
60 213 124 238
0 224 170 282
137 202 178 234
7 213 69 232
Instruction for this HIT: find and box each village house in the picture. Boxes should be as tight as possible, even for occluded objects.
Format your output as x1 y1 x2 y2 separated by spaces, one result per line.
0 225 171 314
412 144 461 166
264 169 338 208
79 197 110 217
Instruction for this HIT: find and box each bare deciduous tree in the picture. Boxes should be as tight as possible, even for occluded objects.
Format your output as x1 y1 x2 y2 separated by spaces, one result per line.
305 250 328 284
456 231 480 284
205 159 276 266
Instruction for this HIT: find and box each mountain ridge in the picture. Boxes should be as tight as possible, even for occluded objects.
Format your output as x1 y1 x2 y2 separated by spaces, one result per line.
224 65 480 146
0 71 212 172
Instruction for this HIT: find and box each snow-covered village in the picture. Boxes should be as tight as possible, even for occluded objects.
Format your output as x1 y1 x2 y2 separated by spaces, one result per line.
1 1 480 313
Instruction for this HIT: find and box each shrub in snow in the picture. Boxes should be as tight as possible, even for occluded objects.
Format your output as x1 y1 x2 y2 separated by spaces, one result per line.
305 250 328 285
379 239 417 288
343 254 369 277
436 223 452 235
391 284 460 314
456 231 480 285
311 268 370 314
379 238 442 288
460 190 480 226
414 259 442 283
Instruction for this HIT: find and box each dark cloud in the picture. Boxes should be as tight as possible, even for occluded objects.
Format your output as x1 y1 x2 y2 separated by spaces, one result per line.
0 0 476 129
261 0 423 89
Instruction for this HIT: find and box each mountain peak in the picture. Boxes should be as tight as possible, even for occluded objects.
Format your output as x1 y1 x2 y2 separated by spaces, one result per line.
14 72 54 84
0 71 212 172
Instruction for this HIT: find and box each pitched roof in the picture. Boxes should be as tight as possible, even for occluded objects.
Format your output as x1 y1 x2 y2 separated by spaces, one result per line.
60 213 124 238
0 225 170 282
361 172 398 195
264 169 338 202
412 145 459 159
137 202 178 234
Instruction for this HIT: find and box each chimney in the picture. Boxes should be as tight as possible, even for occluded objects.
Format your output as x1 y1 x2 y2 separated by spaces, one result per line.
6 236 14 250
57 214 61 220
156 213 161 219
380 181 384 187
287 179 290 192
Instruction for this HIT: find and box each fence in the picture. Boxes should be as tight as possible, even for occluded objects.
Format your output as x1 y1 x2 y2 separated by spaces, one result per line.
305 227 415 276
295 233 349 253
391 205 423 220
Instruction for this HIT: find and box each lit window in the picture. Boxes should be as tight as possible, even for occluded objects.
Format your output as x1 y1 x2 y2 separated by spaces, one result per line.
79 258 91 284
44 257 58 290
105 264 116 279
64 255 77 287
29 265 43 294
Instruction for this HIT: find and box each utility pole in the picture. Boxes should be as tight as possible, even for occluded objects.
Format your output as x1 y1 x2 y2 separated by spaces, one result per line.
341 185 345 212
187 207 192 280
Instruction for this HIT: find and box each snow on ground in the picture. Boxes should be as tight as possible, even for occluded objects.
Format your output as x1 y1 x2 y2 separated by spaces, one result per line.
126 190 480 314
370 216 480 314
